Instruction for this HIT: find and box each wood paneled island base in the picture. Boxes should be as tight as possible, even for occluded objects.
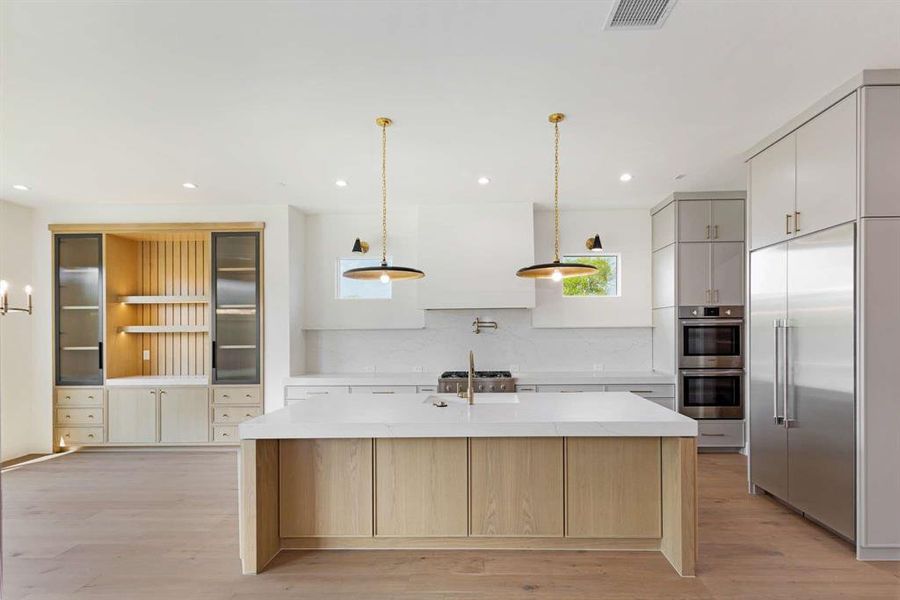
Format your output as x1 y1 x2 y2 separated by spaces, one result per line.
239 435 697 577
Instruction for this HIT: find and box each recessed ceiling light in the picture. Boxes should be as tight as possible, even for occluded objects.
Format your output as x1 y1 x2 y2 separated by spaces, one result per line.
335 179 348 188
619 173 632 182
182 182 197 189
477 176 491 186
12 184 29 191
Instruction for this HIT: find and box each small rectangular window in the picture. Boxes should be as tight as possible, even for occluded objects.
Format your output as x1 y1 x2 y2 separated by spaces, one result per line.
561 255 619 297
337 258 392 300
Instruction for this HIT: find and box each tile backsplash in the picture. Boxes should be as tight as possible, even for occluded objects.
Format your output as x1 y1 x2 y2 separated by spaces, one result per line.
304 309 652 373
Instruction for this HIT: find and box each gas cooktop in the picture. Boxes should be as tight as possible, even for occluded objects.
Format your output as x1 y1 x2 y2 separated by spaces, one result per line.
439 370 512 379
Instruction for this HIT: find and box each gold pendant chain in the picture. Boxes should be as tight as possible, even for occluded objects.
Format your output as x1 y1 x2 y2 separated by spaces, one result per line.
381 121 388 265
553 119 560 263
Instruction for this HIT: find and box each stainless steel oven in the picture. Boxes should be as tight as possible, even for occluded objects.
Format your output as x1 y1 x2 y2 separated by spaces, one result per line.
678 369 744 419
678 306 744 369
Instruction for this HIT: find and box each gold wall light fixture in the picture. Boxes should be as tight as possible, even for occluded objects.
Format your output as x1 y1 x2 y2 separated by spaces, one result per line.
517 113 598 281
342 117 425 283
586 234 603 252
351 238 369 254
0 280 33 316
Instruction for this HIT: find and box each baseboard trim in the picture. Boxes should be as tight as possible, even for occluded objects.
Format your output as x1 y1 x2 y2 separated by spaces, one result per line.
858 547 900 560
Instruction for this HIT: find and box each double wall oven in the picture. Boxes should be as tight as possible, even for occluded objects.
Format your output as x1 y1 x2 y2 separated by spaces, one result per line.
678 306 744 419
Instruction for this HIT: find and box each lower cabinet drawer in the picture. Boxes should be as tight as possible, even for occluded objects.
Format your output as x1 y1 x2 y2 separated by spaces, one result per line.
536 384 605 393
213 426 239 443
213 406 262 424
698 421 745 447
56 427 103 445
213 386 260 405
606 384 675 398
56 407 104 425
285 386 349 400
350 385 417 394
56 388 103 406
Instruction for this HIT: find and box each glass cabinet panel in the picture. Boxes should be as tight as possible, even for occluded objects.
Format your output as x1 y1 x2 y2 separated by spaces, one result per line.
56 234 103 385
212 232 260 384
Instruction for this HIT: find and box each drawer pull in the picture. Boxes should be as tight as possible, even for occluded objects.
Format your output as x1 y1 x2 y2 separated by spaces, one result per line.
65 395 71 400
372 391 395 394
222 413 230 418
244 413 253 417
223 394 230 398
629 390 654 394
307 391 329 395
88 414 94 418
701 433 726 437
88 395 95 399
245 394 252 398
88 434 95 439
65 414 71 419
65 433 71 438
221 432 229 437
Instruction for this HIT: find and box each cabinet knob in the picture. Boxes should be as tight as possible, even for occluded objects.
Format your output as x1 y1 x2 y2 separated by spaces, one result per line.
65 433 71 438
88 395 94 399
245 394 251 398
65 395 71 400
88 434 95 439
245 413 252 417
222 432 229 437
223 394 230 398
88 414 94 419
222 413 229 418
65 414 71 419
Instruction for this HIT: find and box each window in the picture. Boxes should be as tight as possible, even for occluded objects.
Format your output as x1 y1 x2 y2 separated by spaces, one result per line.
561 255 619 297
336 258 392 300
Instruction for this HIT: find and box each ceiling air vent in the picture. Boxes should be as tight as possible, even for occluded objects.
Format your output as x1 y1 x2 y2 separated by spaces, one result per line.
603 0 678 30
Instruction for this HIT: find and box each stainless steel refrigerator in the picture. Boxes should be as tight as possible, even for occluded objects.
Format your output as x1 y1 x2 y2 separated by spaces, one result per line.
749 222 855 541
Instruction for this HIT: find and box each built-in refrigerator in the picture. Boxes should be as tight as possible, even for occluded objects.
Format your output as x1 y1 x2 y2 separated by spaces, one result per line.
749 222 855 541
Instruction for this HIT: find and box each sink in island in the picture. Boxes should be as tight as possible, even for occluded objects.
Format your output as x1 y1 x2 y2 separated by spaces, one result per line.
238 392 698 576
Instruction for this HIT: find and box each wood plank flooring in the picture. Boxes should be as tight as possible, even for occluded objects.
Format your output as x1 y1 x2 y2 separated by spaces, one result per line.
2 450 897 599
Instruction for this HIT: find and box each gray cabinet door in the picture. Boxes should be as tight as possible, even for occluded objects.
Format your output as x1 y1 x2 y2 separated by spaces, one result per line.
677 243 711 306
711 242 744 305
677 200 711 242
749 243 788 499
749 134 796 251
795 92 857 237
159 387 209 443
108 387 158 443
711 200 745 242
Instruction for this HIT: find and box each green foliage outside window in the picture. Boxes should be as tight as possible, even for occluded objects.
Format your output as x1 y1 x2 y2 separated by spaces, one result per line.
561 255 618 297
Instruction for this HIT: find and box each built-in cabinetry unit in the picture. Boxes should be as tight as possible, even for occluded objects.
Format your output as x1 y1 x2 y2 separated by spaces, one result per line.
651 191 747 450
744 70 900 558
51 223 264 449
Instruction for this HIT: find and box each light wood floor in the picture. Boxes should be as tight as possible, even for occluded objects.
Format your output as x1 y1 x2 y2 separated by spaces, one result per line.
2 450 897 599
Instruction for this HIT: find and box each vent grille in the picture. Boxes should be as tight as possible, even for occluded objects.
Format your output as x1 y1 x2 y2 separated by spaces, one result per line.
604 0 678 30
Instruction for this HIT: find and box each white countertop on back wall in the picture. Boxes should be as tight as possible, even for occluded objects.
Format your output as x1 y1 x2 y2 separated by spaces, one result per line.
284 370 675 387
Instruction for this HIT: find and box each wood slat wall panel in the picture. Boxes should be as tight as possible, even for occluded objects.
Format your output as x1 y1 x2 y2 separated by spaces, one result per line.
136 239 210 376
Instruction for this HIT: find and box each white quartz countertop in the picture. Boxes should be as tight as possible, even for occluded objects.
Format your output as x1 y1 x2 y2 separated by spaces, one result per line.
105 375 209 387
283 371 675 387
240 392 696 439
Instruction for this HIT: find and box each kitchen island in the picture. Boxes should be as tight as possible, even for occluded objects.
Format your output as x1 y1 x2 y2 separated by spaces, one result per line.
238 392 698 576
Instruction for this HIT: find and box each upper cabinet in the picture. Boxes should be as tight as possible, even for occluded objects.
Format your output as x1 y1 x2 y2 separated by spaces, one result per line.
677 242 744 306
56 234 104 385
749 92 858 251
417 203 535 309
678 200 744 242
861 86 900 217
749 134 797 250
212 232 261 384
795 93 858 237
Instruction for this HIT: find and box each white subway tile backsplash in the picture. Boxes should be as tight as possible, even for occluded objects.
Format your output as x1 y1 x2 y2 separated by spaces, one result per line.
304 309 651 373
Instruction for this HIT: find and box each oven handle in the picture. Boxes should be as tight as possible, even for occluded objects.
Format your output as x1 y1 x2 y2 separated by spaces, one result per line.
679 319 744 326
680 369 744 377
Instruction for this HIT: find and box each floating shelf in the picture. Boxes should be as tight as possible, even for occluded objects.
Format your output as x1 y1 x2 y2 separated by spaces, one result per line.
117 295 209 305
117 325 209 334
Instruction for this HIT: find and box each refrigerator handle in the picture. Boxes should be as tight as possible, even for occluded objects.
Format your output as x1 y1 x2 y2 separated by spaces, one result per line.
782 322 792 428
773 320 783 424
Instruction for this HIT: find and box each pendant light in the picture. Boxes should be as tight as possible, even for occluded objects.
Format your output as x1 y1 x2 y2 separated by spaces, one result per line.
517 113 598 281
342 117 425 283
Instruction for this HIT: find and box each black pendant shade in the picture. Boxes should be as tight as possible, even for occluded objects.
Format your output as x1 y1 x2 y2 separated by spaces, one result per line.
516 260 599 280
343 261 425 282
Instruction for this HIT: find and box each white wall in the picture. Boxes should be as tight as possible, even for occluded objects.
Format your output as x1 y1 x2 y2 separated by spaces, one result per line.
531 209 652 328
288 207 307 375
305 308 652 374
0 200 39 461
303 210 424 330
28 203 295 451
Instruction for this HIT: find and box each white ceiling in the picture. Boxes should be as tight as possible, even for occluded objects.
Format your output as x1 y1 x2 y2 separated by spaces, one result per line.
2 1 899 211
